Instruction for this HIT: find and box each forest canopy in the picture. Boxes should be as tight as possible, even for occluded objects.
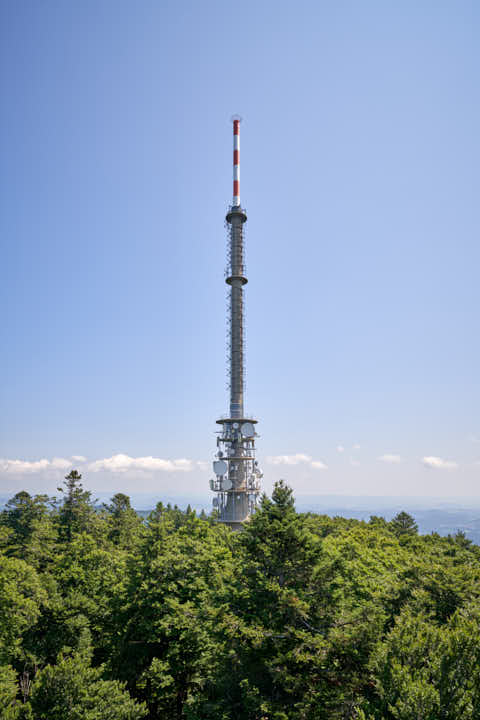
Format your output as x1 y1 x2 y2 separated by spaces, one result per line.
1 471 480 719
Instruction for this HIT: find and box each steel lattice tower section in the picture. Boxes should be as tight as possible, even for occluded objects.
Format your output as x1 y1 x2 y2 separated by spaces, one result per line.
210 117 262 530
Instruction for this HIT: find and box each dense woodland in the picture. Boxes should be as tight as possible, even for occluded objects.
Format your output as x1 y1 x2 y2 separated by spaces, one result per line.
1 471 480 719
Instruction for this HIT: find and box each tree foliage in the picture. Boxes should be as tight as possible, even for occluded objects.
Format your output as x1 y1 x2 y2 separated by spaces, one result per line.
389 511 418 537
1 475 480 718
29 641 147 720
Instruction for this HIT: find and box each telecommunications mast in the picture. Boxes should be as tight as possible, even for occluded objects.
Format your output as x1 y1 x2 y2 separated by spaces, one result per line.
210 117 262 530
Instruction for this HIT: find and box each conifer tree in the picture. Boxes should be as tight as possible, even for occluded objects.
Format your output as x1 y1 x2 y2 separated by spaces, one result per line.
104 493 143 548
390 511 418 537
28 642 147 720
57 470 96 542
1 492 55 566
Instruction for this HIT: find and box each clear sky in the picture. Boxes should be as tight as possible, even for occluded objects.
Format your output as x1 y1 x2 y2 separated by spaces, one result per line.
1 0 479 501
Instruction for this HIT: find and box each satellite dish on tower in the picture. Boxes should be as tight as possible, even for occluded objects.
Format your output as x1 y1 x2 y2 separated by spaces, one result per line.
241 422 255 438
213 460 228 476
221 476 232 491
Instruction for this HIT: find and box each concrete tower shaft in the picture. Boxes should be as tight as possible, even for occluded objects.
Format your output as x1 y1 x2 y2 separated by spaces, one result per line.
226 207 247 419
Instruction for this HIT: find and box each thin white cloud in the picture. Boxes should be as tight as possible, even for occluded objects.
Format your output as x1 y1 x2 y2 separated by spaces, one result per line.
378 454 401 464
0 457 73 474
422 456 458 470
336 445 345 453
88 454 195 473
311 460 328 470
267 453 312 466
0 454 202 476
266 454 327 470
51 457 73 470
0 458 51 474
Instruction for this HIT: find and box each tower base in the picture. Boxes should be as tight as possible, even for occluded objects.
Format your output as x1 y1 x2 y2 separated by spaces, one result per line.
219 520 246 533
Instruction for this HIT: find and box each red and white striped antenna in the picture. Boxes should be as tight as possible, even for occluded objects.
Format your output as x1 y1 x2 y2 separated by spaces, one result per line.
231 114 242 207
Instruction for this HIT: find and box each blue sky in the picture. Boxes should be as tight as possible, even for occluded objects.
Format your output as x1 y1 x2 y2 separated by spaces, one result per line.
1 0 479 500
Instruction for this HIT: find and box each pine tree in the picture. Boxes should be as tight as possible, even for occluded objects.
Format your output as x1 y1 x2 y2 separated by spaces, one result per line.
1 492 55 566
390 511 418 537
104 494 143 548
28 642 147 720
57 470 96 542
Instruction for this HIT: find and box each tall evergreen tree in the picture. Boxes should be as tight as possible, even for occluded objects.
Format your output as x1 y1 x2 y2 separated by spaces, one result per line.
390 511 418 537
57 470 96 542
104 494 143 549
28 642 147 720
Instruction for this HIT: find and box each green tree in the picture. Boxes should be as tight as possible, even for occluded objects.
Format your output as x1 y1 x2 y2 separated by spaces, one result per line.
0 664 21 719
205 481 338 719
57 470 97 542
452 530 473 549
2 492 46 543
104 494 144 549
29 643 147 720
26 532 130 665
1 492 56 567
0 555 46 664
369 603 480 719
368 515 389 530
118 514 233 719
390 511 418 537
